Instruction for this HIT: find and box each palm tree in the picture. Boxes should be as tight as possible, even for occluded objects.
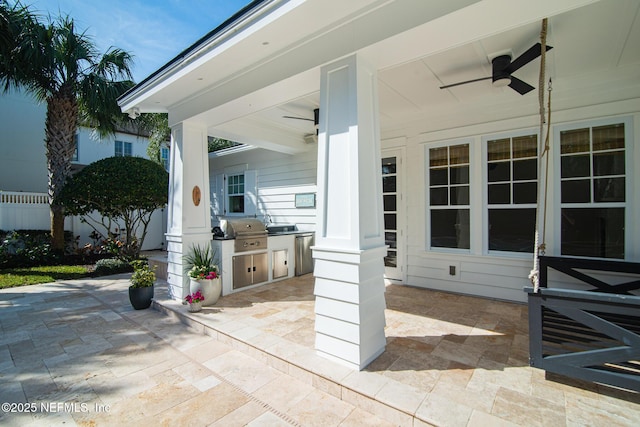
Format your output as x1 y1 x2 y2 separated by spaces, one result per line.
0 1 134 251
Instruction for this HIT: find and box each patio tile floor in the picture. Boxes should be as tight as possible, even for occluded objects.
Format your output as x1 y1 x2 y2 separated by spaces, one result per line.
0 275 394 426
152 273 640 427
1 271 639 426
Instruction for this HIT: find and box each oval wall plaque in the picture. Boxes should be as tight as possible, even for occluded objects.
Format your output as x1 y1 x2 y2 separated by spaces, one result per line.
192 186 201 206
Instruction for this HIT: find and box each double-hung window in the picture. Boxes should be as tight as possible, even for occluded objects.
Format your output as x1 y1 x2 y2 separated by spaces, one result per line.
72 134 79 162
486 133 538 253
161 147 169 171
115 140 132 157
428 143 470 250
559 120 627 259
227 173 245 214
212 170 256 217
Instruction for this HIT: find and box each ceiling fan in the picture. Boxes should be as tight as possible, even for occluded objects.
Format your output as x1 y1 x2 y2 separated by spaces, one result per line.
283 108 319 126
282 108 320 143
439 43 553 95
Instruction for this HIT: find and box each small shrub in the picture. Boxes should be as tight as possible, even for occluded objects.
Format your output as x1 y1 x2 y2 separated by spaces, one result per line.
0 230 76 268
130 260 155 288
93 258 133 276
58 156 169 260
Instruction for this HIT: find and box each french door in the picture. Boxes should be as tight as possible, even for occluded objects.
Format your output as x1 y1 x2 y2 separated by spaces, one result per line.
381 148 404 281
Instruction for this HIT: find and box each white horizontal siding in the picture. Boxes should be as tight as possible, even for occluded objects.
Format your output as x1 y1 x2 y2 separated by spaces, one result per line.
390 97 640 303
407 253 532 302
210 148 317 229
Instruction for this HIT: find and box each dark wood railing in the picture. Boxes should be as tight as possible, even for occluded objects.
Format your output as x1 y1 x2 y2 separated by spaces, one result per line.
539 256 640 294
526 256 640 392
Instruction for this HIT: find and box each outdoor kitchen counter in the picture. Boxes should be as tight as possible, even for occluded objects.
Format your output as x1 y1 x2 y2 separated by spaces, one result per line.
212 232 310 296
267 230 314 236
212 230 310 239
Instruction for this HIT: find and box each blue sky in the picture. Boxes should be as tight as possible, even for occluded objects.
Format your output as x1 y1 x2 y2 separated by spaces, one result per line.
28 0 252 83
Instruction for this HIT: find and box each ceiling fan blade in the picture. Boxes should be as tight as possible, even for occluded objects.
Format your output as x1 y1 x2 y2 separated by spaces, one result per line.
508 43 553 73
509 76 535 95
282 115 314 122
439 75 492 90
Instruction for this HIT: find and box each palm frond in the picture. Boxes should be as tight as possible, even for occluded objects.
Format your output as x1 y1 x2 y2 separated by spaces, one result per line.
93 48 134 81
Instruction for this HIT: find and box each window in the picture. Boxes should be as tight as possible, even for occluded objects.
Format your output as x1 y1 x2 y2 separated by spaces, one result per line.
161 147 169 171
428 143 470 249
72 134 79 162
382 156 398 267
227 173 245 213
486 133 537 253
115 140 132 157
559 121 626 259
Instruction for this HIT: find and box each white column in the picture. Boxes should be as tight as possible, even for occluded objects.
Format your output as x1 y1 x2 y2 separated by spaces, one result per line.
166 120 213 300
313 54 387 370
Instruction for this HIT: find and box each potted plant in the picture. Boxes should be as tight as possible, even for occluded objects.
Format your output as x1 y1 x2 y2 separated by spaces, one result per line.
129 259 156 310
185 290 205 312
183 244 221 306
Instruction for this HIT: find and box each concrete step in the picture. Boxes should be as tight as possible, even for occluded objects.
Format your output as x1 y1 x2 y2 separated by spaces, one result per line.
144 250 168 281
150 287 418 426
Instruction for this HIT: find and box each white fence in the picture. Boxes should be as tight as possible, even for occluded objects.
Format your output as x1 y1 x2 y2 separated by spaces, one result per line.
0 190 167 251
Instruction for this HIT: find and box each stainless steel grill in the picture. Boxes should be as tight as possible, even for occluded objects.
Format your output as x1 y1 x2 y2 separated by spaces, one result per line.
220 218 268 253
221 218 269 290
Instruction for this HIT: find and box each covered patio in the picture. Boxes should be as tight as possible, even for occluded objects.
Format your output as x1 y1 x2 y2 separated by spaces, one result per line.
118 0 640 371
152 274 640 426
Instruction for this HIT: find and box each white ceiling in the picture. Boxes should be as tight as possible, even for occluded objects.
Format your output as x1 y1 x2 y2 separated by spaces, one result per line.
377 0 640 127
218 0 640 150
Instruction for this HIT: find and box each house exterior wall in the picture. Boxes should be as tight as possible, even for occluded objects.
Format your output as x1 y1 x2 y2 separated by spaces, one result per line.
206 98 639 304
0 91 152 193
384 98 640 303
0 91 48 193
75 127 150 167
209 147 317 230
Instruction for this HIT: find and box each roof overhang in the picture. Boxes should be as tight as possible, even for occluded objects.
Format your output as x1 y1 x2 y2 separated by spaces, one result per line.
118 0 636 154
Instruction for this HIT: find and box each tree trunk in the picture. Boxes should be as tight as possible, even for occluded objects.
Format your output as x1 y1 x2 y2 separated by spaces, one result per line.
50 204 65 251
45 87 78 252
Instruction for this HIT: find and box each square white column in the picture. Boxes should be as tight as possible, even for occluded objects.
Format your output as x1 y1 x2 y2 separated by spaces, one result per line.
165 121 213 300
314 54 387 370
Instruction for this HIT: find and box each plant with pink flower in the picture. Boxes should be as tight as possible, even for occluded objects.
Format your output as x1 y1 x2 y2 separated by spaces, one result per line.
185 290 205 304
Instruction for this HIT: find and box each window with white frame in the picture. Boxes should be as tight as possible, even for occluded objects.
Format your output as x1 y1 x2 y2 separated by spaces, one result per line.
428 143 470 250
115 140 132 157
72 134 79 162
486 133 538 253
227 173 245 214
559 120 627 259
161 147 169 171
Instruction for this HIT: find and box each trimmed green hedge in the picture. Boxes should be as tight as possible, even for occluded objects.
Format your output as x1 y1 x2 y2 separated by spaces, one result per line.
93 257 133 276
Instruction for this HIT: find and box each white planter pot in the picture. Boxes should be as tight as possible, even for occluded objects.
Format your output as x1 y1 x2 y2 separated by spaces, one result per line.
188 301 202 313
189 278 221 306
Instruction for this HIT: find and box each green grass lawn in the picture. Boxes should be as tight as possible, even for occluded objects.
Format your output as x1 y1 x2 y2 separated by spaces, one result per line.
0 265 92 289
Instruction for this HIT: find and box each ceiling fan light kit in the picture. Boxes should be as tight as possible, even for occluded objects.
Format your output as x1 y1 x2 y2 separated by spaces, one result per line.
491 55 512 87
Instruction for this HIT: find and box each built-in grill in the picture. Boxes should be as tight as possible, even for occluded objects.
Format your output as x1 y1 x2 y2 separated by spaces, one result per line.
220 218 269 290
221 218 268 253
